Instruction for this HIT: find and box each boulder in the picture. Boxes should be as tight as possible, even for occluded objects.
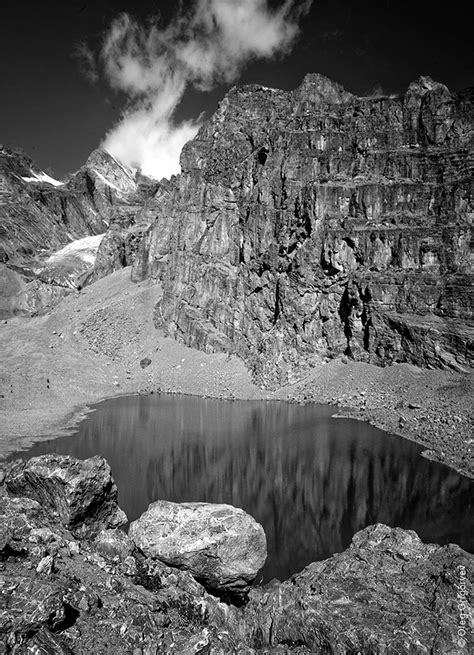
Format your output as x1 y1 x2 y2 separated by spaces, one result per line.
1 461 472 653
129 501 267 594
5 455 127 539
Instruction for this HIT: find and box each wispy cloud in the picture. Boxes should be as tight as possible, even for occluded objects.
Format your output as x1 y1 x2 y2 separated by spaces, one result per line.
72 41 99 84
89 0 312 179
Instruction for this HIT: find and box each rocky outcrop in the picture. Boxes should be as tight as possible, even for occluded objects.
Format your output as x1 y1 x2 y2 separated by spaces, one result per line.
89 175 171 284
0 263 70 319
131 74 473 386
129 500 267 595
5 455 126 538
1 455 472 653
242 523 473 653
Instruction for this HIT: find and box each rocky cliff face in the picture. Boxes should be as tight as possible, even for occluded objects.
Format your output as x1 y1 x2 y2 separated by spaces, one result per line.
0 146 153 317
132 74 473 387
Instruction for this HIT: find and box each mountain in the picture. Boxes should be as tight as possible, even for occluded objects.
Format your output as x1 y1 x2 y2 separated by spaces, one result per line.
126 74 473 386
0 147 155 317
1 74 472 384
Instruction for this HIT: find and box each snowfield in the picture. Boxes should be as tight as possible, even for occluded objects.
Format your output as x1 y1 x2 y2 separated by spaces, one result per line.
45 234 105 265
21 170 64 187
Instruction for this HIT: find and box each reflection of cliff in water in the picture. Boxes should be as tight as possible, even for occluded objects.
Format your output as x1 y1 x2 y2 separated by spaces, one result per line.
21 394 474 582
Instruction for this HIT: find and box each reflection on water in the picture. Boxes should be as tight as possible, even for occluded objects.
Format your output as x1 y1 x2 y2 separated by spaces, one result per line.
19 394 473 582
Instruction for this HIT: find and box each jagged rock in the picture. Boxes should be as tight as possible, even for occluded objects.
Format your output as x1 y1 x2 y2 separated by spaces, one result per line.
1 455 472 653
94 529 133 562
0 145 107 267
36 554 54 575
240 524 473 653
0 494 53 559
129 500 267 594
0 266 71 318
0 476 245 653
130 73 473 387
5 455 127 538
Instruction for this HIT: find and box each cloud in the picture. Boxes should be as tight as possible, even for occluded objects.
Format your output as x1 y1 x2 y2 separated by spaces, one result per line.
366 84 398 99
72 41 99 84
95 0 312 179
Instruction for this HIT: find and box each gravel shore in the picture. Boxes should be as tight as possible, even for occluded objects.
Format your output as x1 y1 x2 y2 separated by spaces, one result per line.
1 268 472 477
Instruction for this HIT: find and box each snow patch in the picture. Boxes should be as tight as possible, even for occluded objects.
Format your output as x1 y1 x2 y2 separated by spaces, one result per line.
46 234 105 265
21 170 63 187
92 169 121 192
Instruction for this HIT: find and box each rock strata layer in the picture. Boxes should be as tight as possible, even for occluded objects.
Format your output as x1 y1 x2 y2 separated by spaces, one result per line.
129 500 267 595
130 74 473 386
0 455 472 653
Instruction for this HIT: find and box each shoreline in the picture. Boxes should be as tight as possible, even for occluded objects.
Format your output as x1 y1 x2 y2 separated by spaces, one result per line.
1 269 472 478
3 377 473 480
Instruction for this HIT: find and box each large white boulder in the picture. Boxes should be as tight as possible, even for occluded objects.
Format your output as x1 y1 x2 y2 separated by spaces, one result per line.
129 501 267 595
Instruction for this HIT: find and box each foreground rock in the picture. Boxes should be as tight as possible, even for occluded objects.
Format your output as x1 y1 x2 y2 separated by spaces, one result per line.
243 523 473 653
129 500 267 595
0 454 472 653
5 455 127 538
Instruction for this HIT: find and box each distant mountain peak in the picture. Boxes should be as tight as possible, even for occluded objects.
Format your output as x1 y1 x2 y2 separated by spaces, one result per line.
83 148 136 194
85 148 132 175
296 73 354 104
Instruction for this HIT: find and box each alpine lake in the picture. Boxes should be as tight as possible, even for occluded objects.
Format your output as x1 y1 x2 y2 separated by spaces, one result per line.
16 393 474 582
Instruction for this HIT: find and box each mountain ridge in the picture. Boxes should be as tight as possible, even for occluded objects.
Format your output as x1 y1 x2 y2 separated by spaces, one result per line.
1 72 472 383
0 146 155 317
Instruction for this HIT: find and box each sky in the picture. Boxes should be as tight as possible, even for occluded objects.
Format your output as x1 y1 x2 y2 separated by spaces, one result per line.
1 0 472 179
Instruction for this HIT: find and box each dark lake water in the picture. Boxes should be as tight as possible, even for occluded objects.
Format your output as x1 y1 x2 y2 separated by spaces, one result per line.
17 394 473 582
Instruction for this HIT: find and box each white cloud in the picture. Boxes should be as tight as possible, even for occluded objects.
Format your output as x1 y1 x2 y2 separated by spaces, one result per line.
99 0 312 179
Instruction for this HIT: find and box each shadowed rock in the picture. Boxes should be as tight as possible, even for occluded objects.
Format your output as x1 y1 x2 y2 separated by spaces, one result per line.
129 500 267 595
5 455 127 539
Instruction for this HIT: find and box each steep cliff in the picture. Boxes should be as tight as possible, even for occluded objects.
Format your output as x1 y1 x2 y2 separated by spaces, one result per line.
132 74 473 387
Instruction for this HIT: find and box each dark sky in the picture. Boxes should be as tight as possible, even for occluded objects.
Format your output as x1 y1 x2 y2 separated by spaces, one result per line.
1 0 472 177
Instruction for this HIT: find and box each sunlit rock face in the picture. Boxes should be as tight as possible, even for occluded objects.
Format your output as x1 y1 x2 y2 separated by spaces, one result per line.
132 74 473 386
129 500 267 596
